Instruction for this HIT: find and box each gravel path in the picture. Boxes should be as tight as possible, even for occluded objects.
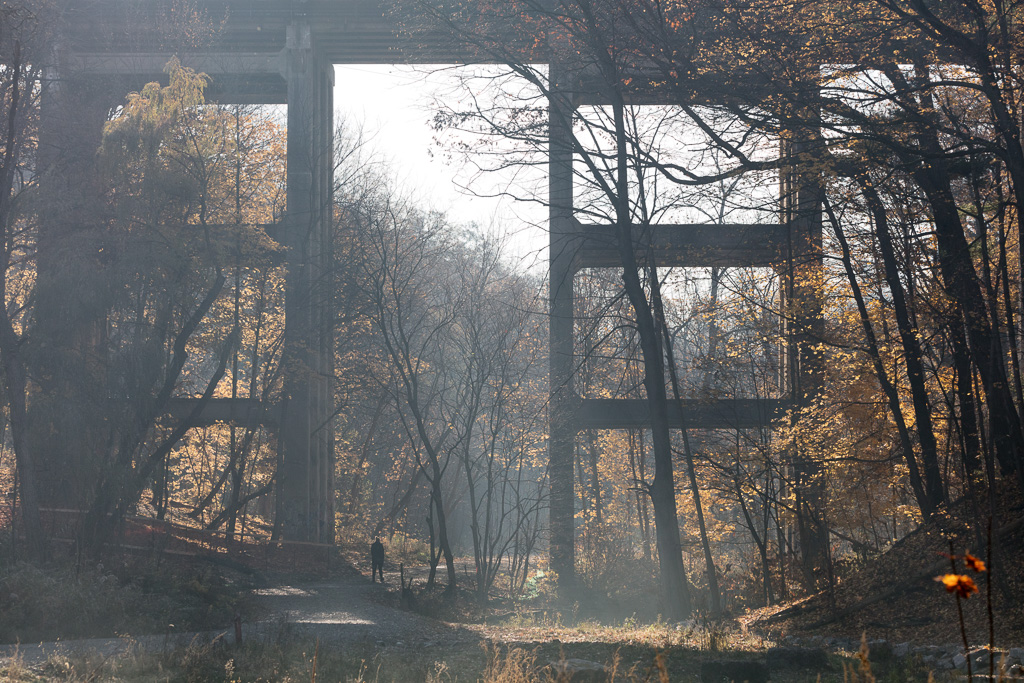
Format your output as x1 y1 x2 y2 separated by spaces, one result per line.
0 574 477 668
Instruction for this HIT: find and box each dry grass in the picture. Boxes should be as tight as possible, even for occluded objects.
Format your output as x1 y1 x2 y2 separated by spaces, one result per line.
474 610 766 652
0 561 255 644
0 627 969 682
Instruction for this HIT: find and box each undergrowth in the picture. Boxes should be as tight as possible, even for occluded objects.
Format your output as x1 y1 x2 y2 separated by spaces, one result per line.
0 560 254 644
0 638 933 683
0 629 997 682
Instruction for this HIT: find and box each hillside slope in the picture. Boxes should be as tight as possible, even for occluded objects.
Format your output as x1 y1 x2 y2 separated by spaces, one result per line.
748 484 1024 646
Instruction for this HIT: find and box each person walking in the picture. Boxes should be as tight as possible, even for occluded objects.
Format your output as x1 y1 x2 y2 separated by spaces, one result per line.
370 537 385 583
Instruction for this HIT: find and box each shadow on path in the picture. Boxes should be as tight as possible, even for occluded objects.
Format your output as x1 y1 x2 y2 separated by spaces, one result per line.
0 574 479 667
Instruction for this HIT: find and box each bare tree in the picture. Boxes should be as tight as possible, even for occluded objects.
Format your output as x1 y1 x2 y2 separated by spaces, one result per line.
447 231 546 602
0 1 49 561
358 186 463 590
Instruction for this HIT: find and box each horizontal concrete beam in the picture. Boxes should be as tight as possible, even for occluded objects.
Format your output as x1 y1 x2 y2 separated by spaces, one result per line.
163 397 278 428
153 223 285 262
577 397 785 431
65 0 530 65
68 51 284 76
570 220 787 270
66 52 288 104
65 0 926 69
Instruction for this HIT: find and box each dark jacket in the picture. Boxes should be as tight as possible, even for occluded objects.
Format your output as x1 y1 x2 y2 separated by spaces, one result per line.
371 540 385 563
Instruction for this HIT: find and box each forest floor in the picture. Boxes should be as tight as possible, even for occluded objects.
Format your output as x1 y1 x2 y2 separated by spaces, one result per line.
0 572 480 674
2 489 1024 681
0 568 862 682
0 555 999 682
746 483 1024 648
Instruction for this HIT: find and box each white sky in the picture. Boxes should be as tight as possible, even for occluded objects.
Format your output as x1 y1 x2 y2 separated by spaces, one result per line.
333 65 547 270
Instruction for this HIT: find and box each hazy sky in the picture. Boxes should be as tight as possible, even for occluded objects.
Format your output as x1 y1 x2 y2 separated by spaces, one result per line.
333 64 547 269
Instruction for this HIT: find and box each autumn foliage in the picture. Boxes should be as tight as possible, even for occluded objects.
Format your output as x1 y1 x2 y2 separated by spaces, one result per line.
0 0 1023 631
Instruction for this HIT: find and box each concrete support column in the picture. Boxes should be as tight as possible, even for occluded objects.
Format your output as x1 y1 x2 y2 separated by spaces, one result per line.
548 63 578 591
32 67 118 510
319 61 336 545
780 138 823 401
279 21 334 543
780 132 826 590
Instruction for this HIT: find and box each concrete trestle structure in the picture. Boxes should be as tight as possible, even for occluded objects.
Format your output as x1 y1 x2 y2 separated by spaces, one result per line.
58 1 822 568
545 63 822 583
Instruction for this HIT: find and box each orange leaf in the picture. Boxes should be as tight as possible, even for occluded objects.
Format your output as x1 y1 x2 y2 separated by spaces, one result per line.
964 553 986 573
936 574 978 598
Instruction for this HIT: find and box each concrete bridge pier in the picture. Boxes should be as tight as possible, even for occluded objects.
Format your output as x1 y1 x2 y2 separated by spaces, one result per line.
278 21 336 544
543 70 823 595
780 135 827 590
32 74 120 511
32 16 338 545
546 62 579 590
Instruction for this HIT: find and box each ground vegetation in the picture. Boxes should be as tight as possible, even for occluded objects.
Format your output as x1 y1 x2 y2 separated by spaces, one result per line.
0 0 1024 671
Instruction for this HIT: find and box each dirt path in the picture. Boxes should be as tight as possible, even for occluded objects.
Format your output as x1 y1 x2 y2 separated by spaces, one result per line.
0 574 478 668
251 576 476 647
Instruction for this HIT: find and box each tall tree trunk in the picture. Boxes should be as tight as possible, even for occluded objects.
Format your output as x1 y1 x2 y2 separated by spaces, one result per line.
886 63 1024 484
856 183 945 511
733 457 773 606
3 360 46 561
608 99 692 619
952 321 983 476
629 430 653 562
825 197 934 515
655 279 721 615
587 429 603 525
914 159 1024 481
